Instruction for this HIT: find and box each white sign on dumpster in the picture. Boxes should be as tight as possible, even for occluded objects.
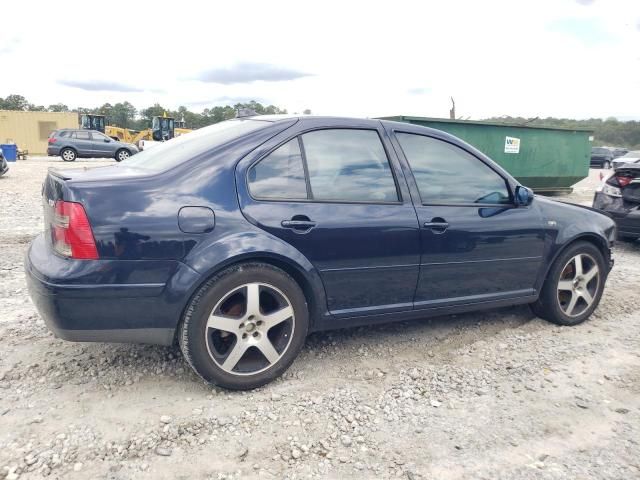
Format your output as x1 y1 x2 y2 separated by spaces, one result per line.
504 136 520 154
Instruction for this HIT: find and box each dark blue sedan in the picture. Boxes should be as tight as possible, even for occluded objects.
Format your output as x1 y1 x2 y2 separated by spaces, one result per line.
26 116 616 389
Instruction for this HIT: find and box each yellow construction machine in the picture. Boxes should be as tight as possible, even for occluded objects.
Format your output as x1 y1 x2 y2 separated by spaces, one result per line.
79 113 192 147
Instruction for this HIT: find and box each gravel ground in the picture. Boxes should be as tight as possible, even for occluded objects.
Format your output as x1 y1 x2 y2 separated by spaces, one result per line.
1 159 639 480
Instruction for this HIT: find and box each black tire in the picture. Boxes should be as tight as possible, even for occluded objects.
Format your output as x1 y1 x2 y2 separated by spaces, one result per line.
531 241 606 326
603 161 611 169
115 149 130 162
179 263 309 390
60 148 77 162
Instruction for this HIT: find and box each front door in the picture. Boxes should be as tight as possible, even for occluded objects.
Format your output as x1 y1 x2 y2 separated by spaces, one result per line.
389 129 546 308
238 123 421 317
90 131 113 157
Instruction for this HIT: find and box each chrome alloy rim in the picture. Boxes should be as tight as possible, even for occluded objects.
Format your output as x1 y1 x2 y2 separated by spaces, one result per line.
557 253 600 317
118 150 130 161
62 150 75 161
205 283 295 375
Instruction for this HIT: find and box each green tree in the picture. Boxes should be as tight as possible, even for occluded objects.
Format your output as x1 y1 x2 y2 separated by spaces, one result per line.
48 103 70 112
0 94 30 110
110 101 137 129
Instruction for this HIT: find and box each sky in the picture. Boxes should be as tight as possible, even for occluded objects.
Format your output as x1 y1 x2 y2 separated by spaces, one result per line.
0 0 639 120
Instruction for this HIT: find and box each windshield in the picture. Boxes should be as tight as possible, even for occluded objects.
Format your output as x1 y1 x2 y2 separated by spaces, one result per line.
123 119 269 171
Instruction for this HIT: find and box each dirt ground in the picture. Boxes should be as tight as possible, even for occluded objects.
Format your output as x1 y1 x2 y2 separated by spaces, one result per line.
1 158 638 480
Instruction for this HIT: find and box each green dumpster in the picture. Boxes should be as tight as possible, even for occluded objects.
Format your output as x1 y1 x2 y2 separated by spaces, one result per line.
379 116 593 193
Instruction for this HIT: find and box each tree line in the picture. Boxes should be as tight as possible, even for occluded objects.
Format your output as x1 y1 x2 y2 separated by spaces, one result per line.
1 94 638 148
485 116 640 150
0 94 292 131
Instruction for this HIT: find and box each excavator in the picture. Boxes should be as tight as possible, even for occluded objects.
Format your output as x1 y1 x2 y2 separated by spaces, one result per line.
79 113 192 148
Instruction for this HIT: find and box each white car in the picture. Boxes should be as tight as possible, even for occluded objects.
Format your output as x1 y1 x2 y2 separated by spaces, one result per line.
612 150 640 170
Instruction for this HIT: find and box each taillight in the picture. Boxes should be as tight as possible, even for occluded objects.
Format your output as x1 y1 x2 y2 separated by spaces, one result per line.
48 137 57 144
52 201 99 259
616 175 633 187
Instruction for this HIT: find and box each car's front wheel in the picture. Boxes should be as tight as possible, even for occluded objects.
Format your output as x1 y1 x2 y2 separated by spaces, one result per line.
115 149 130 162
531 241 606 326
180 263 309 390
61 148 77 162
603 160 611 169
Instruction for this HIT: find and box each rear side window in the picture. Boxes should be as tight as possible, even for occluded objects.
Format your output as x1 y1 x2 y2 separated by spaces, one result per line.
75 131 90 140
248 139 307 200
301 129 399 202
396 133 511 205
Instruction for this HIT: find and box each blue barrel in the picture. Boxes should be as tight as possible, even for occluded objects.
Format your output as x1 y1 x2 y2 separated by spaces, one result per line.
0 144 17 162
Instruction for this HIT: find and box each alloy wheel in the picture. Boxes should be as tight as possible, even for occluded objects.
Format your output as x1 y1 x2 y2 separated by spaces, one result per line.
205 282 295 375
62 150 75 161
556 253 600 317
118 150 130 161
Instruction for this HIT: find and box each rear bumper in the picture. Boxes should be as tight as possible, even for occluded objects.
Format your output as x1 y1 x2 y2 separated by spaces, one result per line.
47 146 60 156
593 192 640 237
25 234 202 345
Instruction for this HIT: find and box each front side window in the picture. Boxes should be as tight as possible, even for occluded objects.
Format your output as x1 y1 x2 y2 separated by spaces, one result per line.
248 139 307 200
301 129 398 202
396 133 511 205
91 132 107 141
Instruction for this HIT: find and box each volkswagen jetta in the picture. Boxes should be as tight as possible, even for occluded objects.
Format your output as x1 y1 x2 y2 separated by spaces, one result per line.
26 116 616 389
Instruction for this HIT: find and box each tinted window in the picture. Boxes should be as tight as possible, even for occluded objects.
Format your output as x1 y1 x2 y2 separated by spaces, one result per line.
592 148 609 154
396 133 511 205
124 119 269 171
301 129 398 202
248 139 307 200
91 132 108 141
75 131 90 140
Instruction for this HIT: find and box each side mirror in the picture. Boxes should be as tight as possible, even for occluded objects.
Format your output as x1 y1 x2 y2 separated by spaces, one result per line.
515 185 534 206
104 138 111 143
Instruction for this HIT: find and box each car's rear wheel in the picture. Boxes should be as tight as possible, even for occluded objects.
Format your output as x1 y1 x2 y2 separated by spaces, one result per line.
61 148 77 162
603 160 611 169
115 149 130 162
180 263 309 390
531 241 606 326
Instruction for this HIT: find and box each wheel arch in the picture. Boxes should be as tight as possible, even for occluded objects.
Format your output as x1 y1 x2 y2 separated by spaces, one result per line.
174 250 328 344
539 233 611 289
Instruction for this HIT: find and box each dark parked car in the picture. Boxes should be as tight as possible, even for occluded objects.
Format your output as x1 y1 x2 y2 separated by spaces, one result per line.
47 129 139 162
612 148 628 158
26 116 616 389
590 147 614 169
593 163 640 241
0 148 8 177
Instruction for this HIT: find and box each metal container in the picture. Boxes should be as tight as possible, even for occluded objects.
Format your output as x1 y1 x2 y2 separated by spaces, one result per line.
0 110 78 155
380 116 593 192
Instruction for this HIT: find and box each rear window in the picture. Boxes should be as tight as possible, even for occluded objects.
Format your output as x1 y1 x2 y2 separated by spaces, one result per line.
123 119 269 171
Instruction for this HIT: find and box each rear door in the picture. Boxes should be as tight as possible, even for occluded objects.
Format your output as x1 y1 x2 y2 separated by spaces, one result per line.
387 126 546 309
237 119 421 317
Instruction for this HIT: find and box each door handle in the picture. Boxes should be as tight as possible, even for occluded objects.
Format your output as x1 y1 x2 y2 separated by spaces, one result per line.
281 218 317 231
424 218 449 233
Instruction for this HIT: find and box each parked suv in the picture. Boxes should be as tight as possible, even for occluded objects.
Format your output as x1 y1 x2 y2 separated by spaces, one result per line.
590 147 614 169
27 116 616 390
47 129 139 162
